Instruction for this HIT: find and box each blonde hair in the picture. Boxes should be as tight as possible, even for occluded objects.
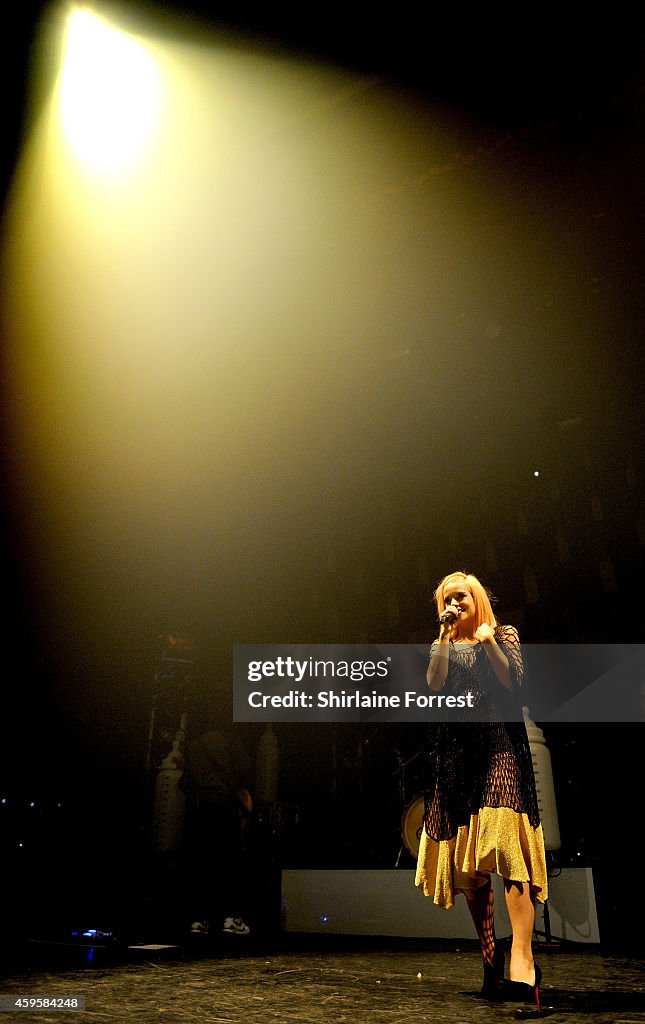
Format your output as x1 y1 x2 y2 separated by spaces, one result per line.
434 571 498 633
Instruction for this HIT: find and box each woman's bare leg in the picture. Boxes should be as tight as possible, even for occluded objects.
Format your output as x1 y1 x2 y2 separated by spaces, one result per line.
503 880 536 984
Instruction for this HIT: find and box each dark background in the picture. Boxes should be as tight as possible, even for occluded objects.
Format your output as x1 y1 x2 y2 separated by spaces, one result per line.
1 1 643 951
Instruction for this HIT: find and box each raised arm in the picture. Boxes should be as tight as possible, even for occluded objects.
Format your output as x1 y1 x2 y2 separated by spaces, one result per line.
474 622 522 692
426 617 453 691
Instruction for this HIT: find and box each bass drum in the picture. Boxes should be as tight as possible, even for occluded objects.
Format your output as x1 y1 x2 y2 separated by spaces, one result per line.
401 794 425 859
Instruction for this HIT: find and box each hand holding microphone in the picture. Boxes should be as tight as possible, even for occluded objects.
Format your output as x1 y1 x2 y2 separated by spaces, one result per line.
439 608 458 624
438 603 460 637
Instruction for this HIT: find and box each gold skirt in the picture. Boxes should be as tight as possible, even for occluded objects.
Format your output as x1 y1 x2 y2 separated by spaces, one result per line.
415 806 549 909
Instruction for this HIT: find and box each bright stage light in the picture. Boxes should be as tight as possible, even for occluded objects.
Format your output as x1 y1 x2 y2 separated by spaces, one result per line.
59 8 162 179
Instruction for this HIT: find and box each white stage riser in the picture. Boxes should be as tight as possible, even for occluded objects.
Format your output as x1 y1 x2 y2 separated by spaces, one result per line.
281 868 599 944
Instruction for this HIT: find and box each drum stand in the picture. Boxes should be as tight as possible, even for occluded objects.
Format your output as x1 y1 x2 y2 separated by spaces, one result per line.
394 748 422 866
534 855 562 948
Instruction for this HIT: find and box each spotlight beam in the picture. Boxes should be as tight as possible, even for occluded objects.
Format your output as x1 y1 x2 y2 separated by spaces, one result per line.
59 8 162 179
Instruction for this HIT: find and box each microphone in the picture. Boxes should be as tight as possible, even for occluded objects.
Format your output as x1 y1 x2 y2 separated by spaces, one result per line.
439 608 458 624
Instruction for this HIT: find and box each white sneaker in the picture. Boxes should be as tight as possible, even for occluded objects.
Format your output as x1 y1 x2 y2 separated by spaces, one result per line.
190 920 209 936
222 916 250 936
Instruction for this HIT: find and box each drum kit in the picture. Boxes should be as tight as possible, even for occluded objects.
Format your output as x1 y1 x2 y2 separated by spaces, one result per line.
400 792 425 860
328 724 428 865
394 746 425 863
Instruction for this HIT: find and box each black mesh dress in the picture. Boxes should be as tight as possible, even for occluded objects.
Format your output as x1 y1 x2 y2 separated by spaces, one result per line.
415 625 548 908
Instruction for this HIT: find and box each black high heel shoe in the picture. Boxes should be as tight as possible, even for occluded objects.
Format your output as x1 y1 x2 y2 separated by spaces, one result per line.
481 946 506 999
505 962 543 1018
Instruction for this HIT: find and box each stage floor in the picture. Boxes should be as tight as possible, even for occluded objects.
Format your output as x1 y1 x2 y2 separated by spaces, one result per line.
0 937 643 1024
